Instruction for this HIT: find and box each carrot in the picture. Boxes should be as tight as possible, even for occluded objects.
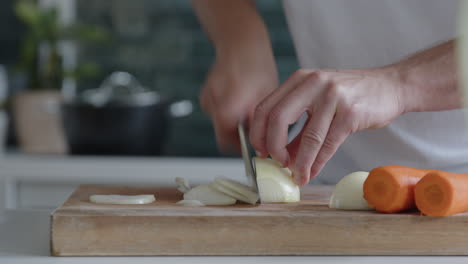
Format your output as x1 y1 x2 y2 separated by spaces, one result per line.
415 171 468 216
363 165 433 213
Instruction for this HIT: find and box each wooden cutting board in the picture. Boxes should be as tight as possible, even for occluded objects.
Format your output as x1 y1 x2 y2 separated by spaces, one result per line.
51 184 468 256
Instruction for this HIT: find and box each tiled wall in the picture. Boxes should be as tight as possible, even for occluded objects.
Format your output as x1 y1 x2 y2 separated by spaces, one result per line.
0 0 25 66
76 0 298 157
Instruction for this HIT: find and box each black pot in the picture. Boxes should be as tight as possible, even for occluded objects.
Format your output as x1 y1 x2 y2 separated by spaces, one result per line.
61 96 191 156
61 72 192 156
61 100 176 156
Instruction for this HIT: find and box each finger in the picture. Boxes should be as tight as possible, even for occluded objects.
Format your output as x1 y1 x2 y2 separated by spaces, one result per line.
265 74 322 167
293 84 338 186
286 115 311 170
250 69 313 158
308 114 350 180
212 115 239 153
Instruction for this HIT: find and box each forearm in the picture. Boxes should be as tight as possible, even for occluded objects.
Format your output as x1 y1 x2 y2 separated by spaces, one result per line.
191 0 274 61
392 39 461 113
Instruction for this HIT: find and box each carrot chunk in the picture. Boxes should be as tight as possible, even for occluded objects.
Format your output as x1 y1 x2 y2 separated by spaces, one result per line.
363 165 433 213
415 171 468 216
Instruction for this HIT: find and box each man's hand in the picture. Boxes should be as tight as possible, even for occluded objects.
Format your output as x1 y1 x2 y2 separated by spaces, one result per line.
250 68 405 185
200 55 278 152
250 39 459 186
193 0 278 152
250 40 461 185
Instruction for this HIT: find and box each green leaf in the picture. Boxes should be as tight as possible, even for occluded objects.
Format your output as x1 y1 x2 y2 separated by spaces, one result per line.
17 32 38 71
14 0 41 27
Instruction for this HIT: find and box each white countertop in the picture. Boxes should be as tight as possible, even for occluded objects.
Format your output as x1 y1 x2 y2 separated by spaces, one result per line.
1 155 468 263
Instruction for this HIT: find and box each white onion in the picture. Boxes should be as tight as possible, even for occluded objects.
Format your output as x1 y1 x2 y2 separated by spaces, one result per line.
89 194 155 205
210 177 259 204
254 157 300 203
184 184 236 205
329 171 373 210
176 200 205 206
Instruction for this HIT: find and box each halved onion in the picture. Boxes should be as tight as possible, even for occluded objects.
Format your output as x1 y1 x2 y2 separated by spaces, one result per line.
329 171 373 210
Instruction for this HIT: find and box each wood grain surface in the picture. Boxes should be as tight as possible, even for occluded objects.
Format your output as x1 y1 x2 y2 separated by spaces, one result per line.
51 184 468 256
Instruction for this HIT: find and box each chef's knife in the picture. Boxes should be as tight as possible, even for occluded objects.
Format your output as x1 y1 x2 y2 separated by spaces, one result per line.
238 122 259 194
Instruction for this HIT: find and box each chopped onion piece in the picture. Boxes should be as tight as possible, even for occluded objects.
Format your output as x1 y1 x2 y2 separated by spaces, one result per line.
210 177 259 204
176 200 205 206
175 177 191 193
329 171 373 210
184 184 236 205
254 157 300 203
89 194 155 205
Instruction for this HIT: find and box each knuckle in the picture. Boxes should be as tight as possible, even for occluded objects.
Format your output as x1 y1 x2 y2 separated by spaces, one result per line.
301 130 324 147
321 137 336 154
267 106 285 125
342 102 360 118
328 81 340 94
324 83 339 103
254 101 270 119
292 69 311 78
305 71 321 82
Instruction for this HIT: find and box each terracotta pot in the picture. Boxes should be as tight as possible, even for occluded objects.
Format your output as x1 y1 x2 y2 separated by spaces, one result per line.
13 90 67 154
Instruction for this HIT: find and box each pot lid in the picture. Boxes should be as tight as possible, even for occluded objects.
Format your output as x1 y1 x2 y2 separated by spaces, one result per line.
81 72 160 107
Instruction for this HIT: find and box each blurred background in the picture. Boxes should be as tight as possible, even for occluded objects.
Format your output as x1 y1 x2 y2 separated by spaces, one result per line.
0 0 298 158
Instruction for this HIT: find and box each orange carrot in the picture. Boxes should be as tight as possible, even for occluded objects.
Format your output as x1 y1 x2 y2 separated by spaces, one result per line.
363 165 433 213
415 171 468 217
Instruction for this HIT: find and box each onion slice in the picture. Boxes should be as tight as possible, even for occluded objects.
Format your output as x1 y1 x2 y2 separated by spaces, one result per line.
329 171 373 210
184 184 236 205
176 200 205 206
89 194 155 205
210 177 259 204
254 157 300 203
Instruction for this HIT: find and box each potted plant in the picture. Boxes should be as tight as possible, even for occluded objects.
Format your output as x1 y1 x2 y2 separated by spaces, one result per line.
12 0 107 154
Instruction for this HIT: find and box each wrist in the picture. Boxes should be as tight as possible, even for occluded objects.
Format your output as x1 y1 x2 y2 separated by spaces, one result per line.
215 42 278 81
215 34 274 64
376 64 410 115
382 40 460 113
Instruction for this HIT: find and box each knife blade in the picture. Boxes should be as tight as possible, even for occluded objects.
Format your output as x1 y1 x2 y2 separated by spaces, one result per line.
237 122 259 195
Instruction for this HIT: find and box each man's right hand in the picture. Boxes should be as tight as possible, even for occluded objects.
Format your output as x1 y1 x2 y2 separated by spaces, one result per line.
200 53 278 153
192 0 278 153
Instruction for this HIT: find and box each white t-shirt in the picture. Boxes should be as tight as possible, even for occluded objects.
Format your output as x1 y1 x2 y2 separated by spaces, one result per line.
282 0 467 184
